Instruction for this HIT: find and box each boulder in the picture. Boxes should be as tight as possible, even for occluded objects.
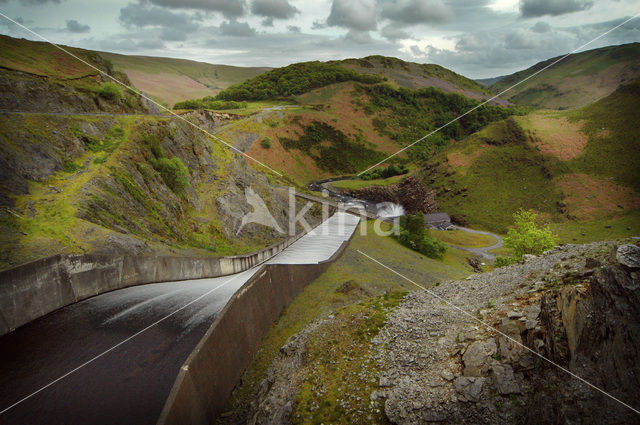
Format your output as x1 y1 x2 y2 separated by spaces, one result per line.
616 244 640 269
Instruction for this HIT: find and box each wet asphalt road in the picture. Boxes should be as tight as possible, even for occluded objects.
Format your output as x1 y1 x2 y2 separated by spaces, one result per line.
0 270 254 425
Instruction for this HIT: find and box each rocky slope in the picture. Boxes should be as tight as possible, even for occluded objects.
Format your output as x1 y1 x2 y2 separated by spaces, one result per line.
0 36 320 270
236 240 640 424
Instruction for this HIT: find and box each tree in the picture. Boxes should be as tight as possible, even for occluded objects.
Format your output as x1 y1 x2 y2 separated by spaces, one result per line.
496 209 558 266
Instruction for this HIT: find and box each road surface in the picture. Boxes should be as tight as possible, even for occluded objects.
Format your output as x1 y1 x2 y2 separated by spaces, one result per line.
0 212 359 425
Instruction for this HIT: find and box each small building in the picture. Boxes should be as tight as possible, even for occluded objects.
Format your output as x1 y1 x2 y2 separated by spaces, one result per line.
424 212 453 230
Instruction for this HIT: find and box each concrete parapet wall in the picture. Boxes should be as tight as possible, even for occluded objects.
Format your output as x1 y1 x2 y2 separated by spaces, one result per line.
0 235 300 336
157 240 350 425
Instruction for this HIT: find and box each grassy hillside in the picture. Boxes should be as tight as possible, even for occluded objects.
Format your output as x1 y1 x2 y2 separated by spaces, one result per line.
490 43 640 109
423 80 640 237
0 110 311 270
100 51 270 106
338 55 497 102
219 80 516 183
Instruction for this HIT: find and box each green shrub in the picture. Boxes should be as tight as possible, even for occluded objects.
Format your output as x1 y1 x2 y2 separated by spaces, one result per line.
173 98 248 110
141 134 165 159
151 157 190 192
360 164 408 180
261 137 272 149
98 82 122 101
395 212 446 259
63 161 80 173
495 209 558 266
494 256 518 267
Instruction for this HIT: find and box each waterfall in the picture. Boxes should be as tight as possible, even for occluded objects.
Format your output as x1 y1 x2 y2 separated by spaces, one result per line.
376 202 405 218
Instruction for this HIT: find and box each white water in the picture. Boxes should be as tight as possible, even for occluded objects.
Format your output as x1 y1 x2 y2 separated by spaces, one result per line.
376 202 406 218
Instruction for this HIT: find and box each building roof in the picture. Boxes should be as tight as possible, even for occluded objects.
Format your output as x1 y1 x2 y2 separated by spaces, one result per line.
424 212 451 223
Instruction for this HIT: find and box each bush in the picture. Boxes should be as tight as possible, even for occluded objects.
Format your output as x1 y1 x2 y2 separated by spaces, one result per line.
360 164 408 180
261 137 272 149
98 82 122 101
395 212 446 259
495 209 558 266
151 157 190 193
173 99 248 110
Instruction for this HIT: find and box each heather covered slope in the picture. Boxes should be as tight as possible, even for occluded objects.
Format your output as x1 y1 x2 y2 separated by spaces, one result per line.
489 43 640 109
421 80 640 237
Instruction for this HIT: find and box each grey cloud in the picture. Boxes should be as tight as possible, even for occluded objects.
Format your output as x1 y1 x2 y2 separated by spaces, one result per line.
505 29 540 49
251 0 299 20
380 24 411 40
160 27 187 41
520 0 593 18
287 25 301 33
326 0 377 31
65 19 90 33
98 37 165 52
262 17 274 27
220 19 256 37
381 0 452 25
531 21 551 32
137 39 165 49
119 3 199 32
311 20 327 30
146 0 245 18
344 29 374 44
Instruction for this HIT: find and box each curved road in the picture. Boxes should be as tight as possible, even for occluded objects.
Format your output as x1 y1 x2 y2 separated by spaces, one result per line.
0 212 360 425
448 225 504 261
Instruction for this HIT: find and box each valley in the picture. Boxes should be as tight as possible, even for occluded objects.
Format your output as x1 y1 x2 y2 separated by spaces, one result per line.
0 23 638 425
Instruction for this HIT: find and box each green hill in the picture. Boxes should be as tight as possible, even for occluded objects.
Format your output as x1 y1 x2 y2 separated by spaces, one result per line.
421 79 640 237
100 51 270 106
337 55 498 102
490 43 640 109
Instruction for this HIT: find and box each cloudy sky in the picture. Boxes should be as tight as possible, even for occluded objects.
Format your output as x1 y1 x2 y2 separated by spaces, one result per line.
0 0 638 78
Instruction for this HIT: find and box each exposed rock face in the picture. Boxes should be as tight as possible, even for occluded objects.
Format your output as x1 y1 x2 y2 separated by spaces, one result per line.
616 244 640 269
347 175 438 214
375 242 640 424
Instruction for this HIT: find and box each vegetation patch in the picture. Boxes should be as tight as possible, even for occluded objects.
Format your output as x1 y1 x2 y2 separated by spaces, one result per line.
98 82 123 101
360 164 408 180
278 121 386 174
396 212 446 259
173 97 247 110
356 83 518 163
216 61 382 100
557 173 640 221
293 292 406 424
519 113 587 161
495 210 558 267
